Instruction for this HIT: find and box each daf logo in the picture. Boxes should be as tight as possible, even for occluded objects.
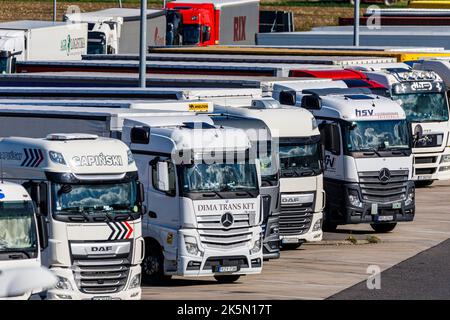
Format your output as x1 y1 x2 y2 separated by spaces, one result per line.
281 196 300 204
378 168 391 183
220 212 234 228
91 246 113 252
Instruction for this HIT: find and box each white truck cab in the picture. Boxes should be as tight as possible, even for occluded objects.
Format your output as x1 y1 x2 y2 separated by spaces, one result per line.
122 115 263 284
0 134 145 300
297 88 415 232
0 181 44 299
216 98 324 248
361 67 450 186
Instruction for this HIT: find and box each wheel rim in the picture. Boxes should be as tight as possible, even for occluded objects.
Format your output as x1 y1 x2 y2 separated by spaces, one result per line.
143 255 159 276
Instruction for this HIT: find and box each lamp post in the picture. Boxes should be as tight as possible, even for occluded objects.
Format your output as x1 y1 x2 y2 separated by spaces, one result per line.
53 0 57 21
353 0 360 46
139 0 147 88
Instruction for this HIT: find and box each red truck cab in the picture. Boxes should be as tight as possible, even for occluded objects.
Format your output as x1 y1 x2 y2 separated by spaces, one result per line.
289 69 389 96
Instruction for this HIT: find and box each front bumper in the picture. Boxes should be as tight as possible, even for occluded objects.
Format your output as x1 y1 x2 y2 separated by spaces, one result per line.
262 215 280 260
413 147 450 181
46 265 141 300
336 183 415 225
175 228 263 277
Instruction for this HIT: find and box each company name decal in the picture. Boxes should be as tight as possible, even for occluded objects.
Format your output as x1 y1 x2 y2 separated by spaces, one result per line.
0 151 22 161
355 109 400 119
197 202 255 212
233 16 247 41
60 35 86 55
72 153 123 167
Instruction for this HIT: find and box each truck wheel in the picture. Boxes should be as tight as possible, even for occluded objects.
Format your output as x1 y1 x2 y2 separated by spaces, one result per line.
214 275 241 283
370 223 397 233
141 242 170 285
322 222 338 232
415 180 434 188
281 243 302 250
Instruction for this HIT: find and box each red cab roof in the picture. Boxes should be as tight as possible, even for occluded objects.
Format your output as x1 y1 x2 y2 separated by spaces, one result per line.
289 69 367 80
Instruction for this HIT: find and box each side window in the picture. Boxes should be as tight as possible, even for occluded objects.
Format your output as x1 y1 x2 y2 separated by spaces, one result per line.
151 161 177 195
320 123 341 155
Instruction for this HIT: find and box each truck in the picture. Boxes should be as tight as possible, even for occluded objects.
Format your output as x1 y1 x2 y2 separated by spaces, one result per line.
273 86 415 232
0 20 88 74
64 8 166 55
0 181 47 299
0 105 264 283
360 67 450 186
0 133 145 300
165 0 259 46
215 97 324 248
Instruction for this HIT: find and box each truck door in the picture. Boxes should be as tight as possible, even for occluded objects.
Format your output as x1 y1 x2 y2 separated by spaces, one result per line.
320 121 344 181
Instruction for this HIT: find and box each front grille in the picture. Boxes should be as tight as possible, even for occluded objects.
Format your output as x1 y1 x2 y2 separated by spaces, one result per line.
415 156 437 164
73 258 130 294
197 211 255 250
279 202 313 236
359 170 409 203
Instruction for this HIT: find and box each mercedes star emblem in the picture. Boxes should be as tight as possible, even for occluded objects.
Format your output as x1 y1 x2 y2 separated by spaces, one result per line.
378 168 391 183
221 212 234 228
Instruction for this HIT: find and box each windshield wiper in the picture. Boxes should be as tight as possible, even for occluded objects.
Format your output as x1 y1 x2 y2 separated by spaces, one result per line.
362 148 382 157
59 208 90 221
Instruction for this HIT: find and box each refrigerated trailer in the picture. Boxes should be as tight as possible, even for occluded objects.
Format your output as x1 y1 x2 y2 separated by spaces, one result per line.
0 20 88 74
64 8 166 54
166 0 259 46
0 105 264 283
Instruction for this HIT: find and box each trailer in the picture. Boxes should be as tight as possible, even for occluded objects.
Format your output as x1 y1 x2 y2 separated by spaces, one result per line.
64 8 166 54
0 20 88 74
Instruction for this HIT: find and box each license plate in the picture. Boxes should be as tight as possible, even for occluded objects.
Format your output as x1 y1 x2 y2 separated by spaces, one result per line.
282 238 299 244
417 175 432 180
216 266 238 273
392 202 401 209
92 296 112 300
377 215 394 222
371 203 378 215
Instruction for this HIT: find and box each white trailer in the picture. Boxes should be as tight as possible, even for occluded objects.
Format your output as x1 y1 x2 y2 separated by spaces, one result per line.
0 181 46 299
0 20 88 74
64 8 166 54
0 133 146 300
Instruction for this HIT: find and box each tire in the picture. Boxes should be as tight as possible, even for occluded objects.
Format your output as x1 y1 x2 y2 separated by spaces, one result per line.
371 223 397 233
141 241 171 285
214 275 241 283
322 222 338 232
415 180 434 188
281 243 302 250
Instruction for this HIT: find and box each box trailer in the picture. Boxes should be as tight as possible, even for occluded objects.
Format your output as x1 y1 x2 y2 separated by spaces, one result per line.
0 20 88 74
64 8 166 54
166 0 259 46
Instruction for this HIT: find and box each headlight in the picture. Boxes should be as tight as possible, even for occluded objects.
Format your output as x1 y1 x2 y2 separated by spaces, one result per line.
49 151 66 165
55 276 73 291
348 189 363 208
312 218 322 232
127 150 135 165
312 117 318 130
440 155 450 163
250 237 262 255
184 236 201 256
128 274 141 289
405 188 415 206
270 225 279 235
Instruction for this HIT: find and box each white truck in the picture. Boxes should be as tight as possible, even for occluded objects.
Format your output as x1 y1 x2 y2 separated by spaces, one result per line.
64 8 166 54
360 67 450 186
0 20 88 74
0 105 263 284
276 87 415 232
216 97 324 249
0 134 145 300
0 181 46 299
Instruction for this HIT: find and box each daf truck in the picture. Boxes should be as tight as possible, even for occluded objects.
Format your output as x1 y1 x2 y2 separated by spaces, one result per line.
0 181 47 299
0 20 88 74
64 8 166 54
0 134 145 300
360 68 450 186
216 98 324 249
166 0 259 46
275 86 415 232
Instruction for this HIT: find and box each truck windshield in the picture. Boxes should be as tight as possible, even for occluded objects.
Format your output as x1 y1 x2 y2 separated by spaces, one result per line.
0 57 7 74
52 182 138 217
183 24 201 45
279 137 322 178
392 92 449 122
87 42 106 55
346 120 410 152
0 201 37 257
180 162 258 193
